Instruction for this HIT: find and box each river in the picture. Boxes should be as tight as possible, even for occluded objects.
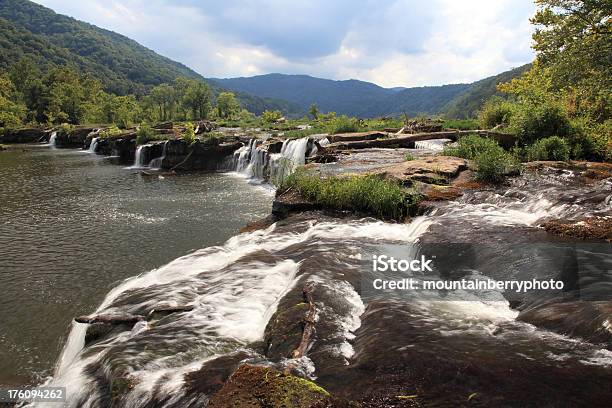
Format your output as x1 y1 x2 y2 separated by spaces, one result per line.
0 144 273 387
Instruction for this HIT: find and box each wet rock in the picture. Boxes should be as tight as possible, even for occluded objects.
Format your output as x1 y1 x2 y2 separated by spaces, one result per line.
0 127 47 143
264 302 311 359
327 131 388 143
517 300 612 345
160 138 243 171
208 364 330 408
542 217 612 242
372 156 468 186
184 352 253 398
273 189 321 218
55 127 98 148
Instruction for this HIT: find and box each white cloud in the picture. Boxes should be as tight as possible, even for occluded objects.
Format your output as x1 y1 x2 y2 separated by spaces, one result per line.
32 0 536 87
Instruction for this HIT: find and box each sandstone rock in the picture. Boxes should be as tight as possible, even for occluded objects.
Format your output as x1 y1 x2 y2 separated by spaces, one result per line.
542 217 612 241
372 156 468 186
327 131 388 143
208 364 330 408
0 128 47 143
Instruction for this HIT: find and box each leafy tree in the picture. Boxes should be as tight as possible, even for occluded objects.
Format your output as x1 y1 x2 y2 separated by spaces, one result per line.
183 80 212 120
150 83 176 122
262 110 283 123
44 68 101 124
0 76 26 127
216 92 239 119
182 122 196 143
309 103 319 119
531 0 611 121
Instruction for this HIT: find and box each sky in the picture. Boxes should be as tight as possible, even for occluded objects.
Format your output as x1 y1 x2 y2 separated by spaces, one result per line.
32 0 537 88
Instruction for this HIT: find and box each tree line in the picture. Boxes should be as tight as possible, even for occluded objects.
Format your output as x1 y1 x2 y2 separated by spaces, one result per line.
0 57 246 129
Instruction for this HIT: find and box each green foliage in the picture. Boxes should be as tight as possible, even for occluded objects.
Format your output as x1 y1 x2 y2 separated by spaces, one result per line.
525 136 570 161
262 110 283 123
309 103 319 119
135 123 155 145
182 122 196 143
98 125 122 139
326 115 362 134
182 79 212 120
478 97 514 128
216 92 240 119
444 135 519 183
0 76 26 128
404 152 415 161
282 170 419 220
442 118 480 130
508 100 571 145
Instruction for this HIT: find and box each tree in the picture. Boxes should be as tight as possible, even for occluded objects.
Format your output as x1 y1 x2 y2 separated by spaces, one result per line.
44 68 101 124
0 76 26 128
262 110 283 123
183 80 212 120
530 0 611 121
309 103 319 120
216 92 239 119
150 83 176 121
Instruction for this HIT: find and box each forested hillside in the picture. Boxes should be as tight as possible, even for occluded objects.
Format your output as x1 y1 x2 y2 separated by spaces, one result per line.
0 0 301 115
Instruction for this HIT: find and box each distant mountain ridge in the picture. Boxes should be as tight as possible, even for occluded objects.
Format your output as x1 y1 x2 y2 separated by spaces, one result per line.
212 66 529 118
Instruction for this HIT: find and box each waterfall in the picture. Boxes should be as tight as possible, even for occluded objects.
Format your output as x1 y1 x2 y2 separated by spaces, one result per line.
48 131 57 146
414 138 451 151
132 144 151 168
88 137 99 153
149 141 167 170
231 137 310 185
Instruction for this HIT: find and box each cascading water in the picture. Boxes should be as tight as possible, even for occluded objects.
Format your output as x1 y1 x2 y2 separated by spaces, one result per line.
414 138 451 151
230 137 311 185
149 141 168 169
88 137 99 153
131 144 151 168
48 131 57 146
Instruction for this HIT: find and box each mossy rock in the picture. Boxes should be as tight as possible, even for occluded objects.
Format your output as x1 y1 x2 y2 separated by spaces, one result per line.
208 364 330 408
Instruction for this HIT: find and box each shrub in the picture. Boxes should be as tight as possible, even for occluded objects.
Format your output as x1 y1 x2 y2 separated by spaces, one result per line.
182 122 196 143
99 125 122 139
135 122 154 145
508 101 571 145
442 134 500 160
327 115 361 134
478 98 514 129
262 110 283 123
474 147 517 184
526 136 570 161
404 152 415 161
282 170 419 219
443 134 519 183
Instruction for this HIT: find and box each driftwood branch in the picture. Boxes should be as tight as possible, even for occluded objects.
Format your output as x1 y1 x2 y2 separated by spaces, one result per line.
291 284 317 359
75 304 194 325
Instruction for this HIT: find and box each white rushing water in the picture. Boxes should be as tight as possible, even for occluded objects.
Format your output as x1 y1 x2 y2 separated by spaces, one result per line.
232 137 311 185
48 131 57 146
88 137 99 153
39 218 431 408
414 138 451 151
131 144 152 169
149 142 167 169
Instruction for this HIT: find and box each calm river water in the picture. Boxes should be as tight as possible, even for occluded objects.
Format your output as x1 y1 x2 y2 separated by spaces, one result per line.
0 145 273 386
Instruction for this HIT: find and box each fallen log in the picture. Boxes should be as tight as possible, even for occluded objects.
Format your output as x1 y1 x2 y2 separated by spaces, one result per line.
76 304 194 324
327 131 388 143
321 130 517 151
75 313 145 325
291 284 317 359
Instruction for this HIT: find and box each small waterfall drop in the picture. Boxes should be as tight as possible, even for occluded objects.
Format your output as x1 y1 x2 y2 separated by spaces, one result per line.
48 131 57 146
232 137 310 185
132 144 151 168
414 138 451 151
149 141 167 170
88 137 99 153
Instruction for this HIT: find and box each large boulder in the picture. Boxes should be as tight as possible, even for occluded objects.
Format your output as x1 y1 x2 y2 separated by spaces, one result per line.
160 138 243 171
